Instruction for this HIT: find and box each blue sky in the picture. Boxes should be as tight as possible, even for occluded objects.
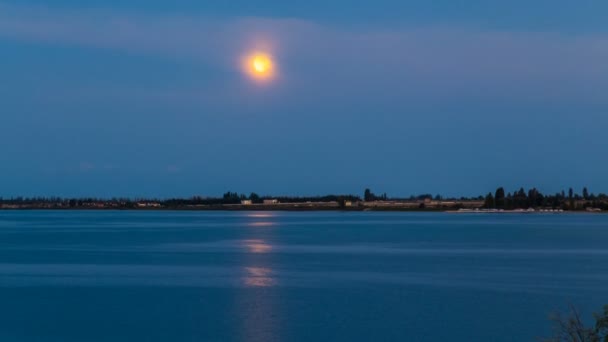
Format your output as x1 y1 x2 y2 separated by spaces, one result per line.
1 0 607 198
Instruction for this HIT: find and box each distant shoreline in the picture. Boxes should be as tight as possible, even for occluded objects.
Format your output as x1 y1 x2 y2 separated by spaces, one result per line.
0 205 604 213
2 186 606 213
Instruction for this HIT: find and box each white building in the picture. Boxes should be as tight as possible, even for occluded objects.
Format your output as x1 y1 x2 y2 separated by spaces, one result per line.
263 199 279 205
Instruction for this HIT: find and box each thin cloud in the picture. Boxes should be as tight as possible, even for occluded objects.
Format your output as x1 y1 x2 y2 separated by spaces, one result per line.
103 164 120 171
79 162 95 172
1 2 607 105
167 165 181 173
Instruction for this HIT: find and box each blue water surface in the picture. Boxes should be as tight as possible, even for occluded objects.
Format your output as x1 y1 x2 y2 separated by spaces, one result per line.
0 211 607 341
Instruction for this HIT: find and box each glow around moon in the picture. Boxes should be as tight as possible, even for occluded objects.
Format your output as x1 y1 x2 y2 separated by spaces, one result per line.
242 52 276 82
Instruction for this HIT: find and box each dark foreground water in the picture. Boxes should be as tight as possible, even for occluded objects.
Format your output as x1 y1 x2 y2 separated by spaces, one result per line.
0 211 607 342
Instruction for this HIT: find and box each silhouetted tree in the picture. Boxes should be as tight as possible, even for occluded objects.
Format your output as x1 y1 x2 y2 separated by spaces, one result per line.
364 188 375 202
544 305 608 342
495 187 505 209
222 191 241 204
528 188 543 208
363 189 388 202
484 192 495 209
511 187 528 208
569 188 575 209
504 192 513 209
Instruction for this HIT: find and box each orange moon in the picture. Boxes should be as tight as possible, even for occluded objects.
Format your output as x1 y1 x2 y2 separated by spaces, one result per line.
242 52 275 82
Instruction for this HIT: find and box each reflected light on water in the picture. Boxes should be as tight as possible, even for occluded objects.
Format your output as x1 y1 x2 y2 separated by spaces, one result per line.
247 221 276 227
243 239 272 254
246 213 275 218
243 267 276 287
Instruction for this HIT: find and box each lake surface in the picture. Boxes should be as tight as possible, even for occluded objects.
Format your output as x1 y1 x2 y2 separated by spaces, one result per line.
0 211 607 341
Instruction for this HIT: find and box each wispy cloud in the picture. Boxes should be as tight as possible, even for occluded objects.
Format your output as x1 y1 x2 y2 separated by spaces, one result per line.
166 165 181 173
0 2 290 65
1 2 607 105
103 164 120 171
79 162 95 172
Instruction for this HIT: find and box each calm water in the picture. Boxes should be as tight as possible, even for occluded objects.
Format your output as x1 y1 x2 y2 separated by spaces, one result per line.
0 211 607 341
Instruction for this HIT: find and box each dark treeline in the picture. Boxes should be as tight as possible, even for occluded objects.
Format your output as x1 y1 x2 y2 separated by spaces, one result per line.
0 197 139 208
0 192 359 207
1 186 607 210
165 192 361 206
365 188 485 202
482 186 608 210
